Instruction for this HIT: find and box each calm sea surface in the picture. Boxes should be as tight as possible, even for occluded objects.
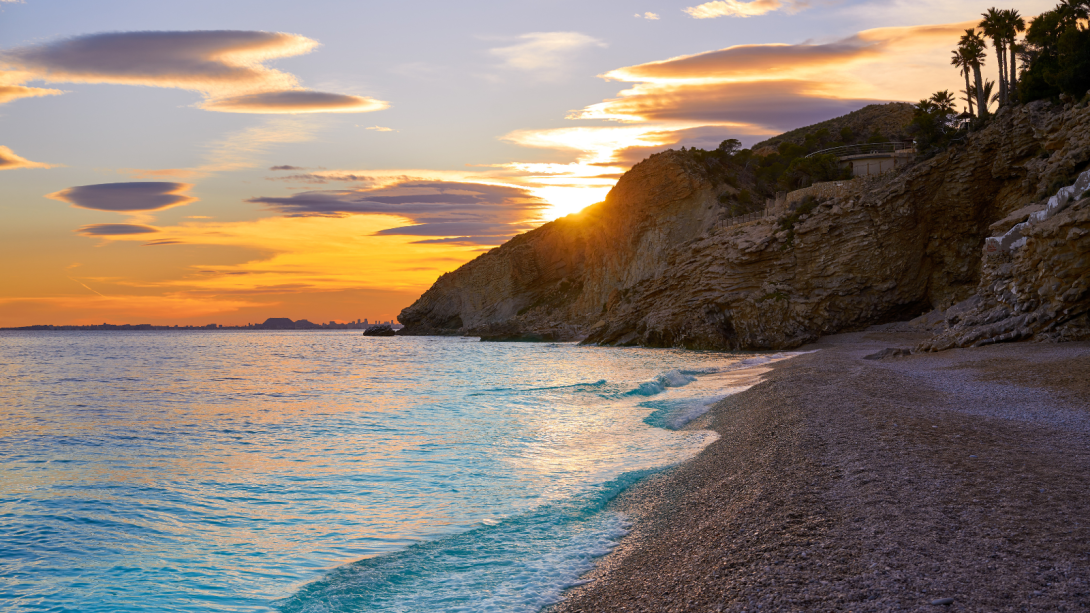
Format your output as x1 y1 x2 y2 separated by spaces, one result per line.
0 331 786 612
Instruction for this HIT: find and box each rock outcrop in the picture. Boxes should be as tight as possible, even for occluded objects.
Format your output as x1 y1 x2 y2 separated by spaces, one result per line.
919 168 1090 350
399 101 1090 350
363 325 397 336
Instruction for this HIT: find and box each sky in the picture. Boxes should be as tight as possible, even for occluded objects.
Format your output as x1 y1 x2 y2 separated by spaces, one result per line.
0 0 1057 326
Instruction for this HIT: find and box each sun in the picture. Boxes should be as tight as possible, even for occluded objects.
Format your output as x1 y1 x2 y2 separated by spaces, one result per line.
534 184 614 221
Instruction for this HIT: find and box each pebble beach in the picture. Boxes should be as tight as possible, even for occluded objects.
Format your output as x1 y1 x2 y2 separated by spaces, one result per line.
551 331 1090 612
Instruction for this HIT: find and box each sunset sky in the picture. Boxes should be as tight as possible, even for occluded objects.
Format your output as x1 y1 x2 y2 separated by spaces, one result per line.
0 0 1056 326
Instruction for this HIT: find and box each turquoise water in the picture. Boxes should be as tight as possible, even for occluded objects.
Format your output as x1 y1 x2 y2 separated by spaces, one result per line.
0 332 780 612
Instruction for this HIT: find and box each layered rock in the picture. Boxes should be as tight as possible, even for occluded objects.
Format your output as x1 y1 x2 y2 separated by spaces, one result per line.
399 101 1090 350
920 170 1090 350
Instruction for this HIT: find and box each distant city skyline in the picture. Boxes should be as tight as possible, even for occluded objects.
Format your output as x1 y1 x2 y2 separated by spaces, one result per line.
4 316 402 331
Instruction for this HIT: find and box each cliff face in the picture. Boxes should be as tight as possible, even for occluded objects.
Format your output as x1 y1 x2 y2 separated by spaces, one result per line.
399 101 1090 349
919 168 1090 350
398 155 717 339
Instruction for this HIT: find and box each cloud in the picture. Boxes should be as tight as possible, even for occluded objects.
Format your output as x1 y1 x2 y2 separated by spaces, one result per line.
0 30 388 114
568 22 974 134
602 125 772 166
683 0 810 19
601 36 883 82
365 125 394 132
201 90 387 114
489 32 606 80
374 222 534 237
47 182 197 212
635 12 661 19
248 179 549 244
76 223 160 236
123 116 320 179
270 165 304 171
578 79 877 132
485 19 978 215
0 84 64 104
0 145 56 169
63 213 492 296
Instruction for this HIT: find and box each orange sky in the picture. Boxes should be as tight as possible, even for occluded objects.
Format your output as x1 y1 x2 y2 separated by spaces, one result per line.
0 1 1055 326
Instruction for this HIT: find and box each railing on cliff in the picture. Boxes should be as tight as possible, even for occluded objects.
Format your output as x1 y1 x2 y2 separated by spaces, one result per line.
804 142 915 159
716 207 767 229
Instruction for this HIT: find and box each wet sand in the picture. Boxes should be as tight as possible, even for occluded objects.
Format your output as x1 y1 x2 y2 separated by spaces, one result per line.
550 332 1090 612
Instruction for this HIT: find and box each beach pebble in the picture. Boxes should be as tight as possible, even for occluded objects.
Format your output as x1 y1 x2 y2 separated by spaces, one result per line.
930 597 954 605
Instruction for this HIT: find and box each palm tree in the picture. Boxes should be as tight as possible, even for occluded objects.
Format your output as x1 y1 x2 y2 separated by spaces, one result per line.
969 80 998 115
1059 0 1090 23
960 29 989 117
960 88 975 115
1004 9 1026 101
930 90 957 115
951 48 976 117
980 8 1008 104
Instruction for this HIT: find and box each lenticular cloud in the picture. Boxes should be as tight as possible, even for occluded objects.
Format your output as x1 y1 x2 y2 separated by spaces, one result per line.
47 182 197 212
76 223 161 237
0 30 388 114
202 90 388 114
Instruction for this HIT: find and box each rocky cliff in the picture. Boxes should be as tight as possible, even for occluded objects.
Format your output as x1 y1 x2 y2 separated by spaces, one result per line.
919 166 1090 350
399 101 1090 349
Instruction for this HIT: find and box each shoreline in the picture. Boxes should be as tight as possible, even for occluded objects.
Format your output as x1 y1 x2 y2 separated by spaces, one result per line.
550 331 1090 612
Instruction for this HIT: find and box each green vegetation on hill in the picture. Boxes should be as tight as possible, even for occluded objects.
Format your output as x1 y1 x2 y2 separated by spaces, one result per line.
750 103 913 152
676 2 1090 214
1018 1 1090 103
682 104 914 210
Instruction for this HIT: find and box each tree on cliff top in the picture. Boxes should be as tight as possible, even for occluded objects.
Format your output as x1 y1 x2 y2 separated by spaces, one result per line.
980 8 1010 105
959 29 990 117
951 47 977 116
1003 9 1027 102
1018 1 1090 102
908 91 963 153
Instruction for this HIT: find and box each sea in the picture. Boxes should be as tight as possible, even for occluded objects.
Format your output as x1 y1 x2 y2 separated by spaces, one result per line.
0 331 794 612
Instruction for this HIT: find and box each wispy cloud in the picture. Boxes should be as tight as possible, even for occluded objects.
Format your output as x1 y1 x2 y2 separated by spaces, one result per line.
489 20 974 213
0 83 64 104
123 116 319 179
60 213 490 297
0 30 389 114
571 22 973 132
635 12 661 19
0 144 57 169
248 179 549 245
683 0 810 19
489 32 606 81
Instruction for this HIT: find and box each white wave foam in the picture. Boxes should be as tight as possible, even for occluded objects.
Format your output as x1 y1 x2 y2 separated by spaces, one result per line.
630 369 697 396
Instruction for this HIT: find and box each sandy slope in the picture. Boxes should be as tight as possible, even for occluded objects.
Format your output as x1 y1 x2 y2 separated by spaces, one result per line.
550 333 1090 612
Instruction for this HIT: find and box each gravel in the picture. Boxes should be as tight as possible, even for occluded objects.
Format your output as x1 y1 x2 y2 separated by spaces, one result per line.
548 332 1090 613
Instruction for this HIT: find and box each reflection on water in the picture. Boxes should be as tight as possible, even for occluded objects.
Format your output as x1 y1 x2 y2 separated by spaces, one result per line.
0 332 771 612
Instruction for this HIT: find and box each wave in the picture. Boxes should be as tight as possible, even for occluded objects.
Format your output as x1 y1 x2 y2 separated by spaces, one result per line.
275 470 656 613
640 396 723 430
625 369 696 397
